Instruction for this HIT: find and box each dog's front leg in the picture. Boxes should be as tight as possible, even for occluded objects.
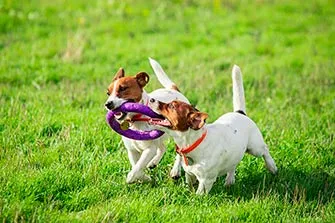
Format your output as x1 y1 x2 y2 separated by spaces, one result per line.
123 139 140 167
170 154 182 179
127 149 141 167
146 143 166 169
126 148 156 184
196 178 215 195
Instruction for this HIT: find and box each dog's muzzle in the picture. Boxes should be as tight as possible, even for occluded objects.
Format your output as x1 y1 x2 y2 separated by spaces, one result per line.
105 101 115 110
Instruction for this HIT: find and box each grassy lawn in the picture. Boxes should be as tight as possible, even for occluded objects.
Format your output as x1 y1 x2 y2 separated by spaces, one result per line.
1 0 334 222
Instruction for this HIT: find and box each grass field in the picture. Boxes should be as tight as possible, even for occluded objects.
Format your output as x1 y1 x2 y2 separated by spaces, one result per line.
1 0 335 222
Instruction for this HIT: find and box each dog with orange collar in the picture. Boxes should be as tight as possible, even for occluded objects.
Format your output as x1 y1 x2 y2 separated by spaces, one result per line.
149 65 278 194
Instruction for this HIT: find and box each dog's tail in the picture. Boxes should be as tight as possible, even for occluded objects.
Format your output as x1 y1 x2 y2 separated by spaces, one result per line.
149 57 180 92
232 65 246 114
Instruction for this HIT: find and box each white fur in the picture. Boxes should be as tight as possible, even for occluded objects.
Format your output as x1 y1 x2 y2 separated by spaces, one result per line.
149 65 277 194
113 59 189 184
149 57 176 90
232 65 246 113
105 79 128 109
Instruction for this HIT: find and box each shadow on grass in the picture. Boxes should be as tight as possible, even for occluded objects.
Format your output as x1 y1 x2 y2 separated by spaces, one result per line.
210 166 335 204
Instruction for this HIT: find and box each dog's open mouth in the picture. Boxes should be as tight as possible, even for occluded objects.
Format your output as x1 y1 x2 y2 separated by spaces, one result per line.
149 118 171 127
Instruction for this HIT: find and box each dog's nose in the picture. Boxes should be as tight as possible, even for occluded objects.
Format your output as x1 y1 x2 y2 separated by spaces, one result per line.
105 101 114 110
149 98 155 103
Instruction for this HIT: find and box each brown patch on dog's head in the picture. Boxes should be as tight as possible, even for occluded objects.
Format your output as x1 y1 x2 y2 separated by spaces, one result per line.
157 100 208 131
113 67 125 80
135 72 150 88
188 111 209 130
106 69 150 103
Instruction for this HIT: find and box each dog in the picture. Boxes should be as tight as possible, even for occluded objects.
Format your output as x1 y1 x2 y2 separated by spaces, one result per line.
105 58 189 183
148 65 278 194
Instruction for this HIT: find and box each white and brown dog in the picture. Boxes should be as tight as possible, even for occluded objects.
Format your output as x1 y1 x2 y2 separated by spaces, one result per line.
105 58 189 183
149 65 278 194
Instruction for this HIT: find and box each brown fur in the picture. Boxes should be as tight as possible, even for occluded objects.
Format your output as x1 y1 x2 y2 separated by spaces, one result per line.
158 101 208 131
171 84 180 92
107 69 149 103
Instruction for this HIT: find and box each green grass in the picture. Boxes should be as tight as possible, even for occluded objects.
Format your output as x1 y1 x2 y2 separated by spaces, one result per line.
1 0 335 222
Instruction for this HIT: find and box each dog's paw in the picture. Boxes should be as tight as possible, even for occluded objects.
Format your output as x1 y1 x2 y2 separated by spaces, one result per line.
267 165 278 175
126 170 151 184
126 171 137 184
146 160 157 169
224 178 235 187
195 188 206 195
265 159 278 175
126 170 143 184
224 175 235 187
170 168 181 180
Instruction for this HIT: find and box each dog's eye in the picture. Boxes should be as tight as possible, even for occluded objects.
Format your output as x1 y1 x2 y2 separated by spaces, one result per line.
107 91 110 96
119 86 128 92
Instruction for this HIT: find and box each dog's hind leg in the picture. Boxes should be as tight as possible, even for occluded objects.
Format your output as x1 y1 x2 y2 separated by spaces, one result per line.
247 128 278 174
262 147 278 174
248 145 277 174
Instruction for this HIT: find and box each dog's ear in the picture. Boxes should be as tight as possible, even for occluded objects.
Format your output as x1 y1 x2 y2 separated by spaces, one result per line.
113 68 125 81
188 112 208 130
136 72 150 88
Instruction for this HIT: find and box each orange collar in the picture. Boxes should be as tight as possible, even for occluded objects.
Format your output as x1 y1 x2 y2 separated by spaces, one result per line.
175 129 207 166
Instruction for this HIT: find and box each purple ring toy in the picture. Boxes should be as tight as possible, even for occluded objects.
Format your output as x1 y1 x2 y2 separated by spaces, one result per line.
106 102 165 140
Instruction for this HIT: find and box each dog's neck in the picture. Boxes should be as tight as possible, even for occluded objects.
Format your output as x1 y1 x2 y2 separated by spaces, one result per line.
169 126 207 151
